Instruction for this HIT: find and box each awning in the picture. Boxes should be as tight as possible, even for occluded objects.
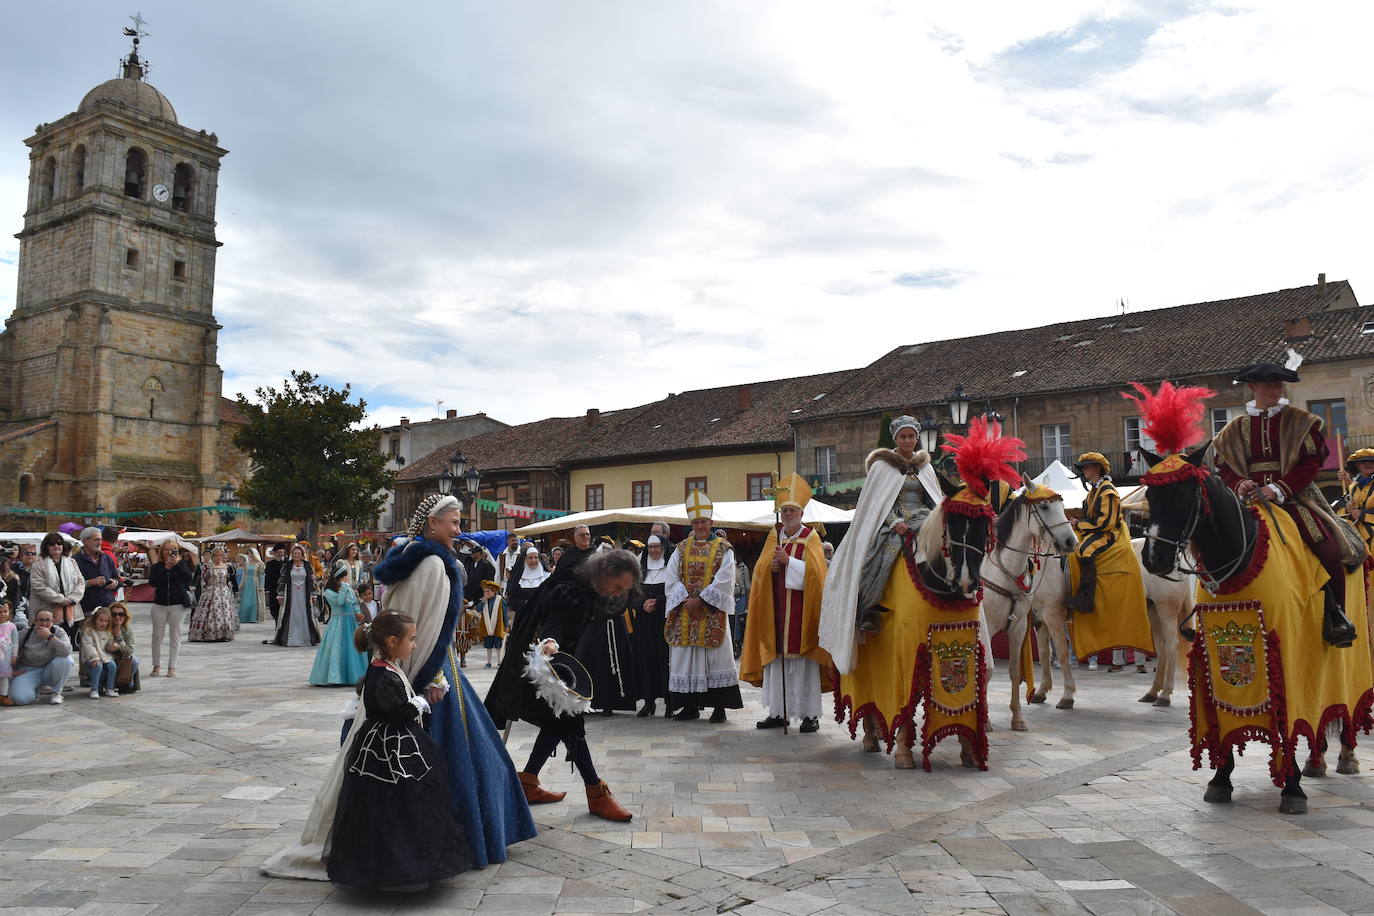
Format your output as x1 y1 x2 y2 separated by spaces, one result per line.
116 530 200 555
193 528 295 544
0 531 80 548
513 499 854 536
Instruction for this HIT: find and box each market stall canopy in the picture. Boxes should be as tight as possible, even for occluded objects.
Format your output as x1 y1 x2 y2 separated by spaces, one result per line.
513 499 854 536
117 530 200 555
193 528 295 544
0 531 80 548
1027 461 1140 512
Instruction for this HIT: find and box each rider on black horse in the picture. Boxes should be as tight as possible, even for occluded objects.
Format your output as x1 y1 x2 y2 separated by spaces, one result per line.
1212 362 1360 647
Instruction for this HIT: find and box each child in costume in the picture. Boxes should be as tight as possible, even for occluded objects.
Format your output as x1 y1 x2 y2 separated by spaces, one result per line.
476 580 506 668
0 601 15 705
327 611 473 888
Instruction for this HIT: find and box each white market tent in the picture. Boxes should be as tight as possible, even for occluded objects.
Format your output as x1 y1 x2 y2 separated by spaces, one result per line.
117 530 200 556
0 531 80 547
1030 459 1140 511
513 498 854 536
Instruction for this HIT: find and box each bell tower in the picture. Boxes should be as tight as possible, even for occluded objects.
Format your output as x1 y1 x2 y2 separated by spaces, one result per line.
0 18 231 528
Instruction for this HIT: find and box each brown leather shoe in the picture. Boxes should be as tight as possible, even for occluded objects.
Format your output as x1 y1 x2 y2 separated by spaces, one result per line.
586 780 632 822
518 771 566 804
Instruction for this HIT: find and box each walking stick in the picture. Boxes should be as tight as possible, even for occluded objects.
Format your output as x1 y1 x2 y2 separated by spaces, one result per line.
774 516 789 736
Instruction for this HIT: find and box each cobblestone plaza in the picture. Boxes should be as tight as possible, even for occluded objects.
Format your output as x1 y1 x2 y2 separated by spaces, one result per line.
4 612 1374 915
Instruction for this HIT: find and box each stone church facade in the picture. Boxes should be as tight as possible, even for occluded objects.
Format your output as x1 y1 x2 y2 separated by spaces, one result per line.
0 46 248 533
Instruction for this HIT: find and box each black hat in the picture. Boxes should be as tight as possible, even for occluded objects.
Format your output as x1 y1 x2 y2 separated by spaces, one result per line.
1235 362 1300 383
525 648 594 717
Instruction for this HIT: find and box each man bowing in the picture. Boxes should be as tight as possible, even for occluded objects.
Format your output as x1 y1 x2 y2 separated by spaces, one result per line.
740 474 832 734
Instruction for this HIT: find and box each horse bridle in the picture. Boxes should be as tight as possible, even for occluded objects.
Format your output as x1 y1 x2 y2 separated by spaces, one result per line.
981 500 1065 621
1145 477 1252 592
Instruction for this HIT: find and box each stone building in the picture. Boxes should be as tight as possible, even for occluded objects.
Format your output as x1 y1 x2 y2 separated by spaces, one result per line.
791 277 1374 502
375 410 508 530
0 41 243 533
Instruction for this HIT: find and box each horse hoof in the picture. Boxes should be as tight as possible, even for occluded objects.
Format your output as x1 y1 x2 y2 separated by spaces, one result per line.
1138 693 1157 703
1302 760 1327 778
1203 784 1232 804
1028 694 1046 705
1011 721 1028 732
1336 758 1360 775
960 752 978 769
1056 697 1074 710
1153 697 1171 708
1278 795 1308 815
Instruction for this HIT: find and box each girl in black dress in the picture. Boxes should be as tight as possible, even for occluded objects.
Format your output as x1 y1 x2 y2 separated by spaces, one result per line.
327 612 472 889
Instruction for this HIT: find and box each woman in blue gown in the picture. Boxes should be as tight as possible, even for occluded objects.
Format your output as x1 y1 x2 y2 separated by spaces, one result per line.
261 494 535 881
237 549 263 624
308 562 369 687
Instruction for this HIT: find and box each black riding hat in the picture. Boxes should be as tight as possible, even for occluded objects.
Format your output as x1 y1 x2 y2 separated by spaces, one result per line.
1235 362 1300 383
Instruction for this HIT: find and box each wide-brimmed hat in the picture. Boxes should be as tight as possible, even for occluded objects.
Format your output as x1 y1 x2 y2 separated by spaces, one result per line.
1346 447 1374 475
1073 452 1111 476
522 646 594 717
1235 362 1300 383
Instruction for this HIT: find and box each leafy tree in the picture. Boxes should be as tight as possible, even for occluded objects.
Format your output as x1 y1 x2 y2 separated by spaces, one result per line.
876 413 895 450
233 371 393 541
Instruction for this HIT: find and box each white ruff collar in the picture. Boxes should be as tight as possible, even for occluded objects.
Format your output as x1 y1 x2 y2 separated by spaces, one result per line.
1245 397 1289 418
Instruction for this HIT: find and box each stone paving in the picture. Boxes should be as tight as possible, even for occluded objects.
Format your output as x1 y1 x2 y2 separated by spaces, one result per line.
3 610 1374 915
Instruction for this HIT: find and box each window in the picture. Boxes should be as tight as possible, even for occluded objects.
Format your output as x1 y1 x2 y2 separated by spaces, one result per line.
1210 406 1236 437
124 147 147 198
585 484 604 511
125 248 139 269
17 475 30 504
632 480 652 507
747 473 772 501
814 445 837 483
1308 399 1348 438
684 477 707 498
172 162 193 211
71 144 86 194
1041 424 1071 461
40 157 56 208
172 259 186 279
1123 417 1156 452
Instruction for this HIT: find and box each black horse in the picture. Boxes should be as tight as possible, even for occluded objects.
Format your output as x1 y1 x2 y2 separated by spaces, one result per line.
1140 446 1360 815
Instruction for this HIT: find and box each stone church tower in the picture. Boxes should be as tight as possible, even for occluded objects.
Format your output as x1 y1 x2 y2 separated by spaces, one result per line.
0 33 242 532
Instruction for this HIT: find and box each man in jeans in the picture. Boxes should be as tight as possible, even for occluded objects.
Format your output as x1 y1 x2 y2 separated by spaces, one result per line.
10 608 74 705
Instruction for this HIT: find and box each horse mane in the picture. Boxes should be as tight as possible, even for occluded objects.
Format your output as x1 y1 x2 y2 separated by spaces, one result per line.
995 492 1025 546
1121 380 1216 455
915 502 947 574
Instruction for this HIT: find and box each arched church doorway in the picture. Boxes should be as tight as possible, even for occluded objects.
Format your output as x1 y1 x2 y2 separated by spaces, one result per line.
118 487 194 534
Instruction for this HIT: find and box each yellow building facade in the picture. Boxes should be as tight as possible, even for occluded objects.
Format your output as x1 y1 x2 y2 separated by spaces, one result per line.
569 451 798 511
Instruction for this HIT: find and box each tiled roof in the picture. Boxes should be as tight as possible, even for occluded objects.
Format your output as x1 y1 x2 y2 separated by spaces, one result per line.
398 369 857 480
573 370 856 463
397 414 618 480
796 280 1366 421
219 397 249 425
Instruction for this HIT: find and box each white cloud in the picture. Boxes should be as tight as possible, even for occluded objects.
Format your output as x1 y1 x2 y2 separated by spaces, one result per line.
2 1 1373 429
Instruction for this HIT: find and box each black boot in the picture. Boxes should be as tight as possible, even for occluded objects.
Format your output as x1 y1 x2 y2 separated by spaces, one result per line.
1322 584 1357 648
1065 556 1097 614
636 700 656 718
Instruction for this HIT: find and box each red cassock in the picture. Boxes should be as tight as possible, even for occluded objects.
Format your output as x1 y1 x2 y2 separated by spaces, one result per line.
774 526 811 656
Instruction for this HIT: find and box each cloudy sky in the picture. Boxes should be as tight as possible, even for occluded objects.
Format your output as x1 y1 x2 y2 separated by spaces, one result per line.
3 1 1373 426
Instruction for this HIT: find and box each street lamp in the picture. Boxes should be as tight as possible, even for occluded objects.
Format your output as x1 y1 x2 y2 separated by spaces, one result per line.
437 469 454 496
462 464 482 529
448 450 469 481
216 482 240 526
918 413 940 454
947 385 971 431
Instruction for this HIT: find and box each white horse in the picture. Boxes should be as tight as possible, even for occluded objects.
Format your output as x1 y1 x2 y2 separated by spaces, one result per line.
1019 539 1193 712
978 482 1077 731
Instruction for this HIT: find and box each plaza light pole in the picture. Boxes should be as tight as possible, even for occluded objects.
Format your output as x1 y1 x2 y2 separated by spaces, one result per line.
216 482 240 527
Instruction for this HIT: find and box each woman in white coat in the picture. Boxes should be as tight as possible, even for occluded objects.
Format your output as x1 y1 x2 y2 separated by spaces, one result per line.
29 533 84 640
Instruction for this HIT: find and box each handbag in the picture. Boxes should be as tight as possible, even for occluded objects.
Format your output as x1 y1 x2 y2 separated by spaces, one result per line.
115 655 140 693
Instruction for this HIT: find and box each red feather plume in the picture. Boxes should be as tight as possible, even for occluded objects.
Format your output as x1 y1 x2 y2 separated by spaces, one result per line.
1120 380 1216 456
940 416 1027 498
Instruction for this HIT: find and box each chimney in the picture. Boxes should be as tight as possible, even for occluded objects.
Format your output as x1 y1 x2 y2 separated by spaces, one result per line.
446 409 457 419
399 416 410 427
586 408 600 426
1317 272 1327 295
1284 316 1312 342
737 385 752 411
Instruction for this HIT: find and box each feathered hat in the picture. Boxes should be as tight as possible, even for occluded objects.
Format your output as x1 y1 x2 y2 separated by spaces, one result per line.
1120 381 1216 457
940 416 1027 500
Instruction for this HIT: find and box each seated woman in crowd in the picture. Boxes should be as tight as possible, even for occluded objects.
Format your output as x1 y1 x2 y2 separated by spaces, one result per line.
80 605 119 699
107 600 139 693
9 607 74 705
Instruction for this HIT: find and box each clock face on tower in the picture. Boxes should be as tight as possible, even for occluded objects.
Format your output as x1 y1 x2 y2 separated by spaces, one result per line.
152 184 170 202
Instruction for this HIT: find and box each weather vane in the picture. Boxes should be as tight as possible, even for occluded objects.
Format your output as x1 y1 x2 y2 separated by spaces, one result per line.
120 11 151 78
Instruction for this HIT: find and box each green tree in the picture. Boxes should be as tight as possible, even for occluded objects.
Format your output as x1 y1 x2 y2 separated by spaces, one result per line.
876 413 895 450
233 371 394 541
